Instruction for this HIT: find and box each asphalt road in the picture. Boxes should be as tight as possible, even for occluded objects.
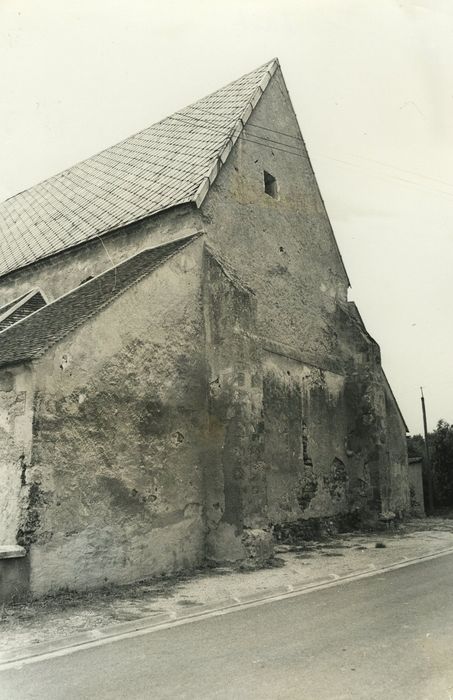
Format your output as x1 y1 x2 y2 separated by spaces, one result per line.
2 553 453 700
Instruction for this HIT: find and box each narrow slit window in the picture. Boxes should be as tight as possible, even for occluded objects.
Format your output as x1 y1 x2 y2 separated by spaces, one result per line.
264 171 278 198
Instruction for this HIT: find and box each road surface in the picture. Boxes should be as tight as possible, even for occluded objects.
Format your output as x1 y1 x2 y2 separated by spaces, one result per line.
2 553 453 699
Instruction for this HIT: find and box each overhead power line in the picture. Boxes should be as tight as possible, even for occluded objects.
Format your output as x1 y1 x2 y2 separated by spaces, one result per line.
239 135 307 159
315 153 453 200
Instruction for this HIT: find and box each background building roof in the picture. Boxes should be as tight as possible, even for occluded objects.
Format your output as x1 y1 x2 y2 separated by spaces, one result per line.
0 59 277 279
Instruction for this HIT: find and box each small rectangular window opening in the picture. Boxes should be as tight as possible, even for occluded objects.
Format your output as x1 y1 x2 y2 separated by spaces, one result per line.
264 171 278 198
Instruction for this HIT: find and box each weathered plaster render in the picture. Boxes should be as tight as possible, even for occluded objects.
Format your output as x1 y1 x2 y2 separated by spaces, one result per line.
0 64 411 600
25 241 208 594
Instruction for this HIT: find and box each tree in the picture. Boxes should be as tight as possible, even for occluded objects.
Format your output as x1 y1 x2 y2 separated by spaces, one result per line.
407 420 453 510
406 434 425 459
431 420 453 507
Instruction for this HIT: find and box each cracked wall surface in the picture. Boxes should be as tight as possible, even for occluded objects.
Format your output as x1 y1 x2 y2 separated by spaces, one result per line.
0 367 34 546
0 66 410 595
200 66 410 533
23 241 207 595
202 248 272 564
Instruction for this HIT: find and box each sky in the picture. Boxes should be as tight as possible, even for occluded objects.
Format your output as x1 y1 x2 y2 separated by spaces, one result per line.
0 0 452 434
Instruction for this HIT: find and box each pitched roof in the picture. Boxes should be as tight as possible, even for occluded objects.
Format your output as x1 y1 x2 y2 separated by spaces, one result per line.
0 59 278 279
0 233 198 368
0 288 47 332
381 367 409 434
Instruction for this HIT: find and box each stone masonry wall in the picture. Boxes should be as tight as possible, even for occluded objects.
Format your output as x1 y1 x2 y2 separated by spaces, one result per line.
0 205 200 309
23 240 208 595
408 459 425 517
202 248 272 564
384 380 410 516
201 67 349 367
0 366 34 546
262 356 353 524
200 67 410 525
0 64 411 588
200 242 409 559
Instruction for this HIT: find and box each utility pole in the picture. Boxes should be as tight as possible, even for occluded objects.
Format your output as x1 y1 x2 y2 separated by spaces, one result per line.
421 387 434 514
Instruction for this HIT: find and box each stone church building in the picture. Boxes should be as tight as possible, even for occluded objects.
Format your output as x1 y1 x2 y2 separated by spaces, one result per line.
0 59 410 600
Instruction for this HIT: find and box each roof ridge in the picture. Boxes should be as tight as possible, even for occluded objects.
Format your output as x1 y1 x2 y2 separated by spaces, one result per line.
0 59 279 279
193 59 279 207
1 59 278 207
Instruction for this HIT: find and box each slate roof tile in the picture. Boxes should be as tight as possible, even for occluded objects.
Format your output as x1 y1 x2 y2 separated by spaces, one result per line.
0 289 47 332
0 59 278 279
0 233 199 368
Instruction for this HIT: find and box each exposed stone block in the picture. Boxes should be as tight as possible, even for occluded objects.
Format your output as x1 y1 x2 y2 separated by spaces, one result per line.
241 528 274 568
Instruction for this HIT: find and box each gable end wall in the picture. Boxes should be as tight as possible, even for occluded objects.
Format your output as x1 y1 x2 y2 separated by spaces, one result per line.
201 67 349 367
